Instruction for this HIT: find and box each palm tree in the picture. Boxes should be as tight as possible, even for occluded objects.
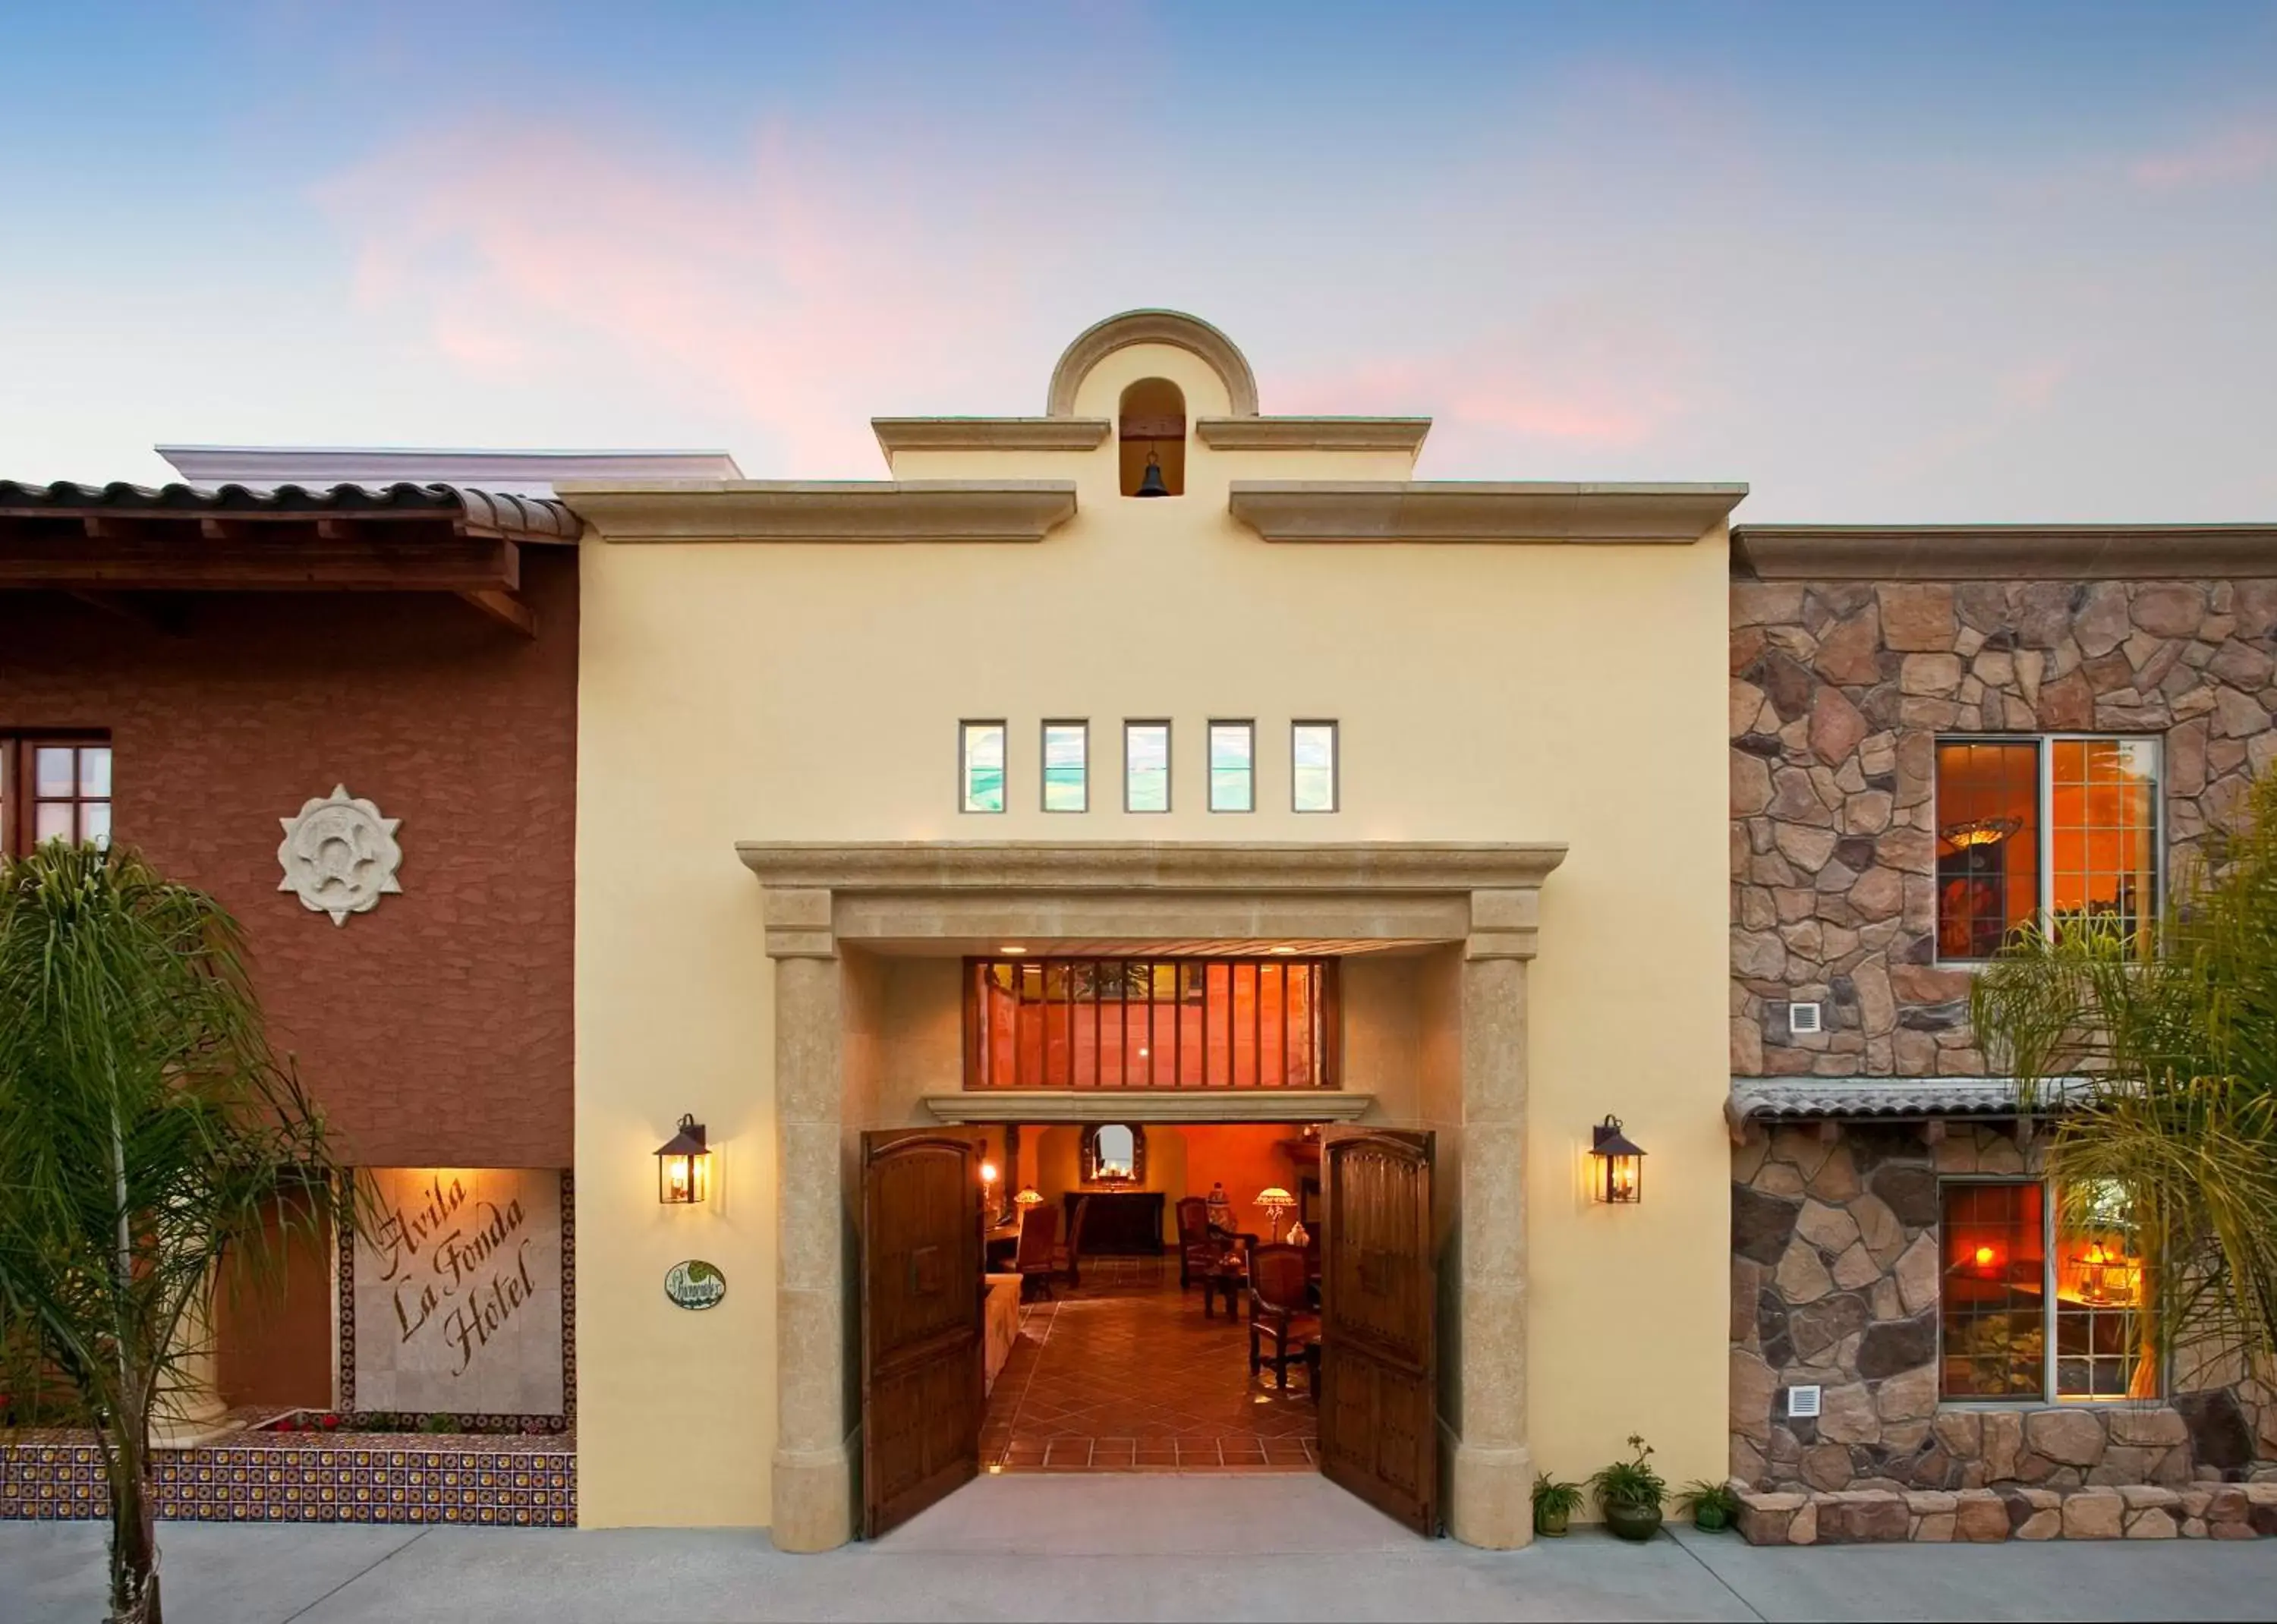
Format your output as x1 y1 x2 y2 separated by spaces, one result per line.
1972 770 2277 1392
0 843 348 1624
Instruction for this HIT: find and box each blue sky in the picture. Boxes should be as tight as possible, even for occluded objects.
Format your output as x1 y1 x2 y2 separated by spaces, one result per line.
2 2 2274 518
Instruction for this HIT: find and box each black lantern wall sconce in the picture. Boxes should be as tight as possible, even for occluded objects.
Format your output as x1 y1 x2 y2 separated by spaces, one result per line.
1588 1115 1646 1205
657 1115 710 1204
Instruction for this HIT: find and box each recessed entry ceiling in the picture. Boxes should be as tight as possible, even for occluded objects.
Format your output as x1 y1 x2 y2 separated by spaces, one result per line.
862 938 1437 958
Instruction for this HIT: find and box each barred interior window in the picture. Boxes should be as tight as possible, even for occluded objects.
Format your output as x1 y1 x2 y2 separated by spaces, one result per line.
965 957 1337 1089
1935 740 2039 959
1041 721 1088 813
2 738 112 854
2054 1179 2155 1399
960 721 1006 814
2049 739 2159 955
1939 1181 2046 1399
1935 736 2160 960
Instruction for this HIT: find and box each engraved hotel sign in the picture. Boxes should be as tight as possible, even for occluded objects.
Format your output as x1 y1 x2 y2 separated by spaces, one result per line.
353 1167 565 1416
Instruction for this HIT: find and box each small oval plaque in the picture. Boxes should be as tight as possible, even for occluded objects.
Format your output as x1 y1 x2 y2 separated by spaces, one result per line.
663 1259 726 1311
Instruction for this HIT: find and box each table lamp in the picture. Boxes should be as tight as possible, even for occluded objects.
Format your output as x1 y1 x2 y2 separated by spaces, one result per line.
1256 1186 1296 1243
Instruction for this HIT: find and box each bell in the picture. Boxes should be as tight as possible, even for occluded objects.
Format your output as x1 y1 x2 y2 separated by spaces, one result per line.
1134 448 1170 498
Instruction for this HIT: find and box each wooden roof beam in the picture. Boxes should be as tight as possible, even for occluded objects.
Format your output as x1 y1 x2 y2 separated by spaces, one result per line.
458 588 536 637
0 530 519 592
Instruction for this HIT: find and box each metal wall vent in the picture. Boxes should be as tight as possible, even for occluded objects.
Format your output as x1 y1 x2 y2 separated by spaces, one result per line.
1787 1002 1824 1037
1787 1384 1823 1419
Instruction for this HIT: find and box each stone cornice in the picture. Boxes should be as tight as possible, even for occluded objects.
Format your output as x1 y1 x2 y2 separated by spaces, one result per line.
1229 481 1748 544
1195 417 1431 454
1734 524 2277 581
870 418 1110 455
559 481 1077 544
921 1091 1377 1125
1047 310 1260 417
735 841 1567 894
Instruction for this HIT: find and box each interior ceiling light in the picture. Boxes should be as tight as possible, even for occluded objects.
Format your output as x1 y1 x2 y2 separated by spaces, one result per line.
1942 816 2022 850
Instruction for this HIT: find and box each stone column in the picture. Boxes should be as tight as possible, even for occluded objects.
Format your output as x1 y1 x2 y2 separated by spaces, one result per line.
1450 887 1538 1549
764 887 852 1552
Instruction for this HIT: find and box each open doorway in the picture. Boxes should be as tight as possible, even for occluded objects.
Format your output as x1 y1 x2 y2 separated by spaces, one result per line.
980 1122 1322 1474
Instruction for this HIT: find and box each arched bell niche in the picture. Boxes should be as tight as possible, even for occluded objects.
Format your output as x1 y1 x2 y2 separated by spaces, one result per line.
1118 379 1186 497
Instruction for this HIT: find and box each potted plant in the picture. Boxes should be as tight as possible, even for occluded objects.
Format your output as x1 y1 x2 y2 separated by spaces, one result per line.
1532 1471 1584 1537
1681 1478 1741 1532
1591 1434 1666 1542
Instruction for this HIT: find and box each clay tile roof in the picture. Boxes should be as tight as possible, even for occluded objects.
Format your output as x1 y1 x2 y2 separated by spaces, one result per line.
0 480 579 543
1727 1076 2090 1125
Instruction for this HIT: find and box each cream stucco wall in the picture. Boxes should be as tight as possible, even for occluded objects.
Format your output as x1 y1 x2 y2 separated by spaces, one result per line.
573 332 1732 1528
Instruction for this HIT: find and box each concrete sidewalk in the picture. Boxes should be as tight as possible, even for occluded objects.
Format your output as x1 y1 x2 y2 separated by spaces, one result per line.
7 1475 2277 1622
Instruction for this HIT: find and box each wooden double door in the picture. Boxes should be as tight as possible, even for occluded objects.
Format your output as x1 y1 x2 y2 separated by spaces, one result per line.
858 1128 1438 1539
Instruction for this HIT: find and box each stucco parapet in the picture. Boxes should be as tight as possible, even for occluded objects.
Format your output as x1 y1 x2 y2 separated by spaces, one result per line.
870 417 1110 455
922 1090 1375 1125
1047 309 1259 417
560 481 1077 544
737 841 1567 895
1195 417 1431 453
1228 480 1747 544
1734 524 2277 581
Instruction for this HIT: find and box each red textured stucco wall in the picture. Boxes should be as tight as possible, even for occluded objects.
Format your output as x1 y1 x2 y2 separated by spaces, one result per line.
0 553 575 1166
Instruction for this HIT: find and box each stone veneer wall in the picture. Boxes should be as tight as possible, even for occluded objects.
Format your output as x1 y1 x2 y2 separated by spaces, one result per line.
1730 578 2277 1076
1731 1122 2277 1497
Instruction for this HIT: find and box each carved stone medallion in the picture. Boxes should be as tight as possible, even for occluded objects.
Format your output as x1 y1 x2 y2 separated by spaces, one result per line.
277 785 403 926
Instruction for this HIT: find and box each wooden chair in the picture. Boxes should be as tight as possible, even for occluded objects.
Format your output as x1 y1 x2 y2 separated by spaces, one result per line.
1015 1206 1060 1301
1053 1196 1091 1291
1202 1237 1249 1321
1175 1196 1215 1290
1249 1243 1319 1390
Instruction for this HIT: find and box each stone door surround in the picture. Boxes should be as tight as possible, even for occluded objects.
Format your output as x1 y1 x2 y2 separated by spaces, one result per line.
734 840 1564 1551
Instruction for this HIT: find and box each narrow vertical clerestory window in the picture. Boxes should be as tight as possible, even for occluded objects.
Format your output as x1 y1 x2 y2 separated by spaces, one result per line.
1042 721 1088 813
960 721 1006 814
1208 721 1254 813
1292 721 1338 813
1125 721 1170 813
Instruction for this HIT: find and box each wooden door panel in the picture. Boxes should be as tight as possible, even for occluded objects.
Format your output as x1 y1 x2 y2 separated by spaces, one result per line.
1320 1129 1438 1537
861 1134 982 1538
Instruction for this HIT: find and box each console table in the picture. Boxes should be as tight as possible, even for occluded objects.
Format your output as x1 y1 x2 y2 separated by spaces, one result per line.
1067 1190 1165 1255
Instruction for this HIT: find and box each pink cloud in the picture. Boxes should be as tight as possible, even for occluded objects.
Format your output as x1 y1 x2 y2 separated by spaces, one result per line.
1274 305 1699 461
316 118 1090 469
2128 120 2277 190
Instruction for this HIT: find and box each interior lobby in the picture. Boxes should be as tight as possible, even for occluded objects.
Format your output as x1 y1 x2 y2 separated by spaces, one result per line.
975 1116 1328 1475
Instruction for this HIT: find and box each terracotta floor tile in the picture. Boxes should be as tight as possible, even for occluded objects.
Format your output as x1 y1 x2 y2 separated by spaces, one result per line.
984 1254 1318 1476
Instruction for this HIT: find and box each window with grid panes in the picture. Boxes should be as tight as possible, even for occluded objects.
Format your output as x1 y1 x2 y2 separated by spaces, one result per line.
1 738 112 854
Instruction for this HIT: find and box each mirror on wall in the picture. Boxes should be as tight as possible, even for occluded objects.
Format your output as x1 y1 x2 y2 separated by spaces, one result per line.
1081 1122 1145 1185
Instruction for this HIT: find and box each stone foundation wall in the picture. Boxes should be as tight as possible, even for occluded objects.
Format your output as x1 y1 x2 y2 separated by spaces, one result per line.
1736 1481 2277 1545
1730 578 2277 1078
1731 1120 2277 1495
